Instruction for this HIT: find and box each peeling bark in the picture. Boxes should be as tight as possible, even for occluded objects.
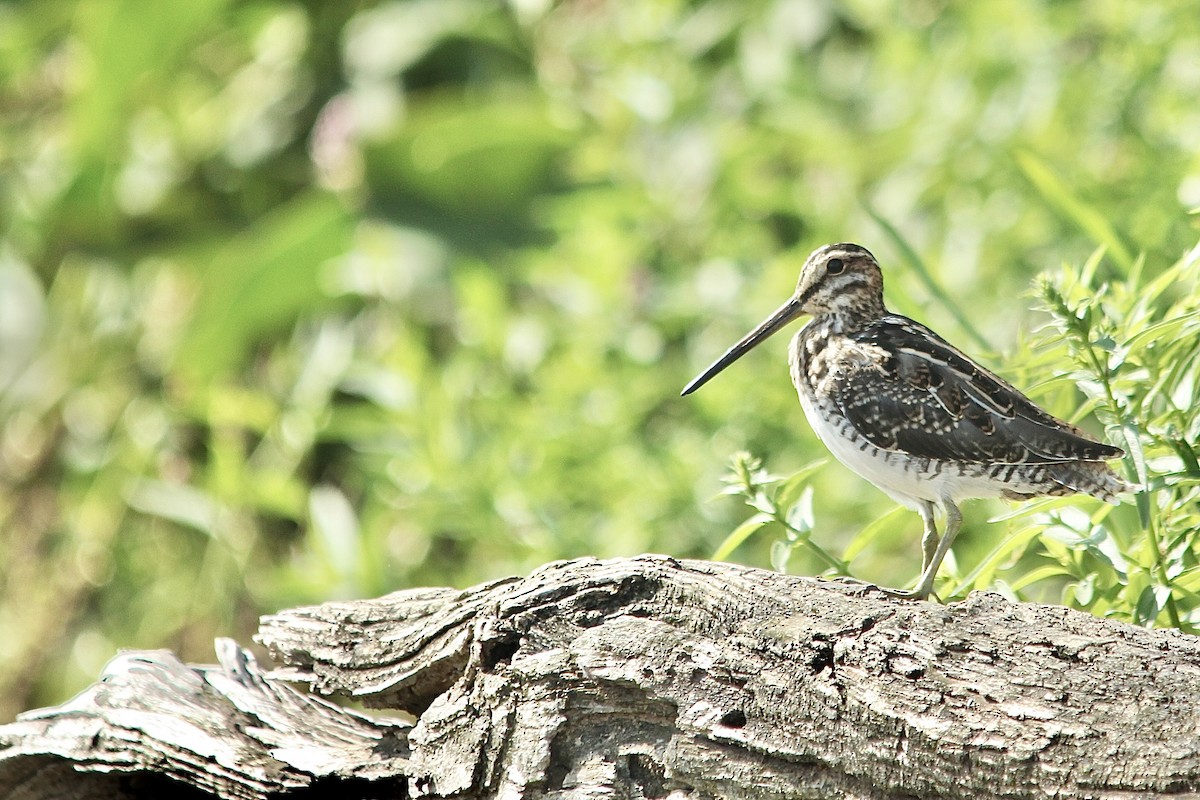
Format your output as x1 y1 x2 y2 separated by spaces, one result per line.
4 556 1200 799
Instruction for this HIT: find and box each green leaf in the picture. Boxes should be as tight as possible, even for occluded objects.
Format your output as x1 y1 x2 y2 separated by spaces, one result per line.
749 490 777 516
1169 566 1200 594
1079 246 1106 286
986 495 1081 523
1119 420 1151 529
1134 584 1162 626
364 91 569 248
712 512 773 561
948 523 1046 596
174 193 355 383
1070 573 1098 606
772 459 829 512
1168 438 1200 477
841 505 908 563
1121 310 1200 350
770 539 794 573
71 0 229 160
1007 565 1072 593
1016 150 1134 272
784 486 815 533
1083 526 1129 580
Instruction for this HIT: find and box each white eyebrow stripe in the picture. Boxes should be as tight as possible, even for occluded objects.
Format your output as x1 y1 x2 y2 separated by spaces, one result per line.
827 246 871 261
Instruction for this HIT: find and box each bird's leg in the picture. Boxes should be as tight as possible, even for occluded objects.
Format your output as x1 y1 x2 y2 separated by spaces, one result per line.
918 499 939 576
882 500 962 601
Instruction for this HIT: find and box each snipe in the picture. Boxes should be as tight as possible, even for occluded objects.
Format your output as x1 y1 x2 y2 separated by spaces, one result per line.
682 243 1133 600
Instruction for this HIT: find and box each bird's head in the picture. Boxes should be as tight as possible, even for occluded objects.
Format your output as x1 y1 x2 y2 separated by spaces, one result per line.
680 242 886 396
792 243 885 317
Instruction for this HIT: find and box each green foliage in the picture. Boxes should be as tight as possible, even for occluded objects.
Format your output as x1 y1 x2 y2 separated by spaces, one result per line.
714 453 838 574
1012 244 1200 627
3 0 1200 718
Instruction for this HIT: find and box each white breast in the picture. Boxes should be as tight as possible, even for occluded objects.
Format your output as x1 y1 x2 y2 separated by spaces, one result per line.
788 329 1020 509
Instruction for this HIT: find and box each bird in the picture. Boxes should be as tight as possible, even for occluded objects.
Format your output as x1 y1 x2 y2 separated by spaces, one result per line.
681 242 1134 600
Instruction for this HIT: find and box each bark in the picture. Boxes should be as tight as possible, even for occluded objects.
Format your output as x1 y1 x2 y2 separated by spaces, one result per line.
3 555 1200 799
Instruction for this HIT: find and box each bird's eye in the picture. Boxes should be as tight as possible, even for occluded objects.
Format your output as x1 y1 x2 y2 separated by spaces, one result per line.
827 258 845 275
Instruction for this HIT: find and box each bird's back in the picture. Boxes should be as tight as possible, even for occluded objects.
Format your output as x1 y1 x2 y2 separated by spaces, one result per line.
790 314 1132 506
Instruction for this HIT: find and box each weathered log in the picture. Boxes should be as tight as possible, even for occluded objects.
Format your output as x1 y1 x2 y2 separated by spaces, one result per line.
3 555 1200 799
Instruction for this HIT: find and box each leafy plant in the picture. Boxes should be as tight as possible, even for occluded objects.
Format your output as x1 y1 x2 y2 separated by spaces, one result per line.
999 242 1200 628
714 453 840 575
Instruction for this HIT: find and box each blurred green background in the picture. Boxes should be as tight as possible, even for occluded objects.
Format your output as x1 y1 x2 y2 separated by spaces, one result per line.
2 0 1200 719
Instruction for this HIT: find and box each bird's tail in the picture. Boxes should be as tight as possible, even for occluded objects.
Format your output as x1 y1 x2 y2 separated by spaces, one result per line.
1048 462 1141 504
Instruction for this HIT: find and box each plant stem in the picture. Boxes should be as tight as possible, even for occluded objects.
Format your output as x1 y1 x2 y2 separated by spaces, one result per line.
1077 325 1180 628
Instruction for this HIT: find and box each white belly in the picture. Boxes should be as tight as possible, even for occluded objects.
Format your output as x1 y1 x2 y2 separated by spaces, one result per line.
795 387 1018 509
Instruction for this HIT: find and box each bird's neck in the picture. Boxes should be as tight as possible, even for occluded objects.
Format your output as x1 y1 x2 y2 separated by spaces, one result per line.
817 302 887 334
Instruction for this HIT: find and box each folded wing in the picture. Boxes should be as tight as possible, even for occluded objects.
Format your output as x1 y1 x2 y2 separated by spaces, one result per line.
831 316 1124 465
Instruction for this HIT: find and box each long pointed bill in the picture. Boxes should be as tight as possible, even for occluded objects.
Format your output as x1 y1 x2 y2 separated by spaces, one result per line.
680 297 805 396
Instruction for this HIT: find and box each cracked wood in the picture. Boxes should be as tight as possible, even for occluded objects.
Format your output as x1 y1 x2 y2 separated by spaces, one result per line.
4 556 1200 799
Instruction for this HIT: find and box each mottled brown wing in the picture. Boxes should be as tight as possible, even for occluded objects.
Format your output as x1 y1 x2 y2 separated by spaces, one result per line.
830 316 1124 465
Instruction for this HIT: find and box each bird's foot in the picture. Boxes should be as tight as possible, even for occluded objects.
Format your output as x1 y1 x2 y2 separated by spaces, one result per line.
825 576 941 602
876 584 942 603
